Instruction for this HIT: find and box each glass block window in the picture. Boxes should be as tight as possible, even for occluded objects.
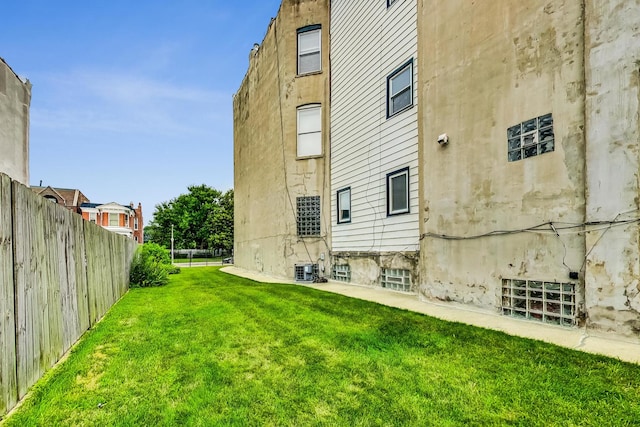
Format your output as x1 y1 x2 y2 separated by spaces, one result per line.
381 268 411 292
507 113 554 162
502 279 576 326
296 196 321 236
332 264 351 282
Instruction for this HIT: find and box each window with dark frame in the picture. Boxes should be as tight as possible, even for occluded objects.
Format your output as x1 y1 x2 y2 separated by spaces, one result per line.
387 0 399 7
297 25 321 75
386 167 409 216
387 60 413 118
337 187 351 224
296 196 321 236
507 113 554 162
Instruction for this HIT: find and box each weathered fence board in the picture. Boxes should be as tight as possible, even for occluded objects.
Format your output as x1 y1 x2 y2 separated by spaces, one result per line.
0 174 17 415
1 174 136 415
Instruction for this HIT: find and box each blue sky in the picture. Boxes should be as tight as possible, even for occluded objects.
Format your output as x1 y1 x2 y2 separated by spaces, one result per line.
1 0 282 225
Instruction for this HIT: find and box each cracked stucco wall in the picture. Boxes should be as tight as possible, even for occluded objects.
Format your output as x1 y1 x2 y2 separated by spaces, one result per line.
0 59 31 186
417 1 586 310
233 0 330 279
584 0 640 336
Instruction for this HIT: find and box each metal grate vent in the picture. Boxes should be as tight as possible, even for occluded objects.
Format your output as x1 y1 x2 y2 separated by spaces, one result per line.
381 268 411 292
331 264 351 282
295 264 318 282
502 279 576 326
296 196 321 236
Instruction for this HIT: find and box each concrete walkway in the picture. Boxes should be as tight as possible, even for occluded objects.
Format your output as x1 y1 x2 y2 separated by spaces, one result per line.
221 266 640 365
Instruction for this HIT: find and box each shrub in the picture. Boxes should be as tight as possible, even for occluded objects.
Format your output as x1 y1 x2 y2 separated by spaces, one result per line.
129 243 177 288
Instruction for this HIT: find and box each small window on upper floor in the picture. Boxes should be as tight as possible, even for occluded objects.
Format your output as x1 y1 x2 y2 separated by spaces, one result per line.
337 187 351 224
44 195 58 203
297 104 322 158
387 60 413 118
507 113 554 162
297 25 321 75
387 0 399 7
387 167 410 216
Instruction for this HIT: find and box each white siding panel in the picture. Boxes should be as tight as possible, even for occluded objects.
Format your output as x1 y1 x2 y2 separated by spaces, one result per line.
331 0 419 252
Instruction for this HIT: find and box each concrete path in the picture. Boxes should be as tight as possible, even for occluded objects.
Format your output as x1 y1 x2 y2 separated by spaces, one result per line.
221 266 640 365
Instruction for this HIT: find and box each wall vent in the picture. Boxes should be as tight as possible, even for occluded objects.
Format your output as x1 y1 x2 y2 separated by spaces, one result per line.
295 264 318 282
501 279 576 326
381 268 411 292
331 264 351 282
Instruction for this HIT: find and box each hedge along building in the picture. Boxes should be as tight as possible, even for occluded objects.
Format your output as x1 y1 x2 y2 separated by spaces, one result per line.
234 0 640 337
233 0 331 280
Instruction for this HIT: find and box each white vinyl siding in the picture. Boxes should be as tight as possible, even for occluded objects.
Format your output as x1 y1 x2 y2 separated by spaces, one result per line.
330 0 419 252
297 104 322 157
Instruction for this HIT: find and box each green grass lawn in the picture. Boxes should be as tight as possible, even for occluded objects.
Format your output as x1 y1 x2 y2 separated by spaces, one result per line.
4 267 640 426
172 257 222 264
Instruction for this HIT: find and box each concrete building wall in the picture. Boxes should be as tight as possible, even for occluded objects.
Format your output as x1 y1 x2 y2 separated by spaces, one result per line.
329 0 419 288
233 0 331 279
418 1 586 310
0 58 31 186
584 0 640 335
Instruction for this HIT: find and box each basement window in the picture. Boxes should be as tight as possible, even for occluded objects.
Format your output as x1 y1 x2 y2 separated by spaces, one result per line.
332 264 351 282
502 279 576 326
297 196 321 236
507 113 554 162
381 268 411 292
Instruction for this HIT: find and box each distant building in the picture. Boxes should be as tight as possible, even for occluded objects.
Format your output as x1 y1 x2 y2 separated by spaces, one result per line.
0 57 31 185
30 186 90 213
80 202 143 242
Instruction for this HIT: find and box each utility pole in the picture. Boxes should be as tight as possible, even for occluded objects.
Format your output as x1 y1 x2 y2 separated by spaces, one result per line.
171 224 174 264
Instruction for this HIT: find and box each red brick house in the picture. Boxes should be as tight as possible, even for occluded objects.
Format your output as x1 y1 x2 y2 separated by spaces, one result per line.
80 202 144 243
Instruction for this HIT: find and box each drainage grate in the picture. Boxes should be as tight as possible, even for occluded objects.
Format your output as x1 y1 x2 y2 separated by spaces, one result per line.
331 264 351 282
381 268 411 292
502 279 576 326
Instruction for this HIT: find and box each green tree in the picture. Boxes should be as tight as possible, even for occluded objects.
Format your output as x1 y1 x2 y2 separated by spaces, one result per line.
146 185 233 252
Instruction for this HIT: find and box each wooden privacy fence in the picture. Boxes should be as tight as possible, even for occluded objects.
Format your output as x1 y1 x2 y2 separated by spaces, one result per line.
0 173 137 416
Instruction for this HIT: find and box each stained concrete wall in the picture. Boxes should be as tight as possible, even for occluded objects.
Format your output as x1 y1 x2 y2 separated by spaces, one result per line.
584 0 640 335
418 1 586 309
233 0 331 279
0 58 31 186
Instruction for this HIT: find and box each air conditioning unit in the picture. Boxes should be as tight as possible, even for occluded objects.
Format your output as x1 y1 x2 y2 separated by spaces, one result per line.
295 263 318 282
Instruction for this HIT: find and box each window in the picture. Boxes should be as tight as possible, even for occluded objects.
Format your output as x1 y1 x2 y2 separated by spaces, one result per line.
44 195 58 203
134 217 139 230
386 167 409 216
502 279 576 326
387 60 413 118
109 213 119 227
337 187 351 224
297 104 322 157
332 264 351 282
507 113 554 162
89 212 97 223
387 0 399 7
296 196 321 236
297 25 321 75
381 268 411 292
